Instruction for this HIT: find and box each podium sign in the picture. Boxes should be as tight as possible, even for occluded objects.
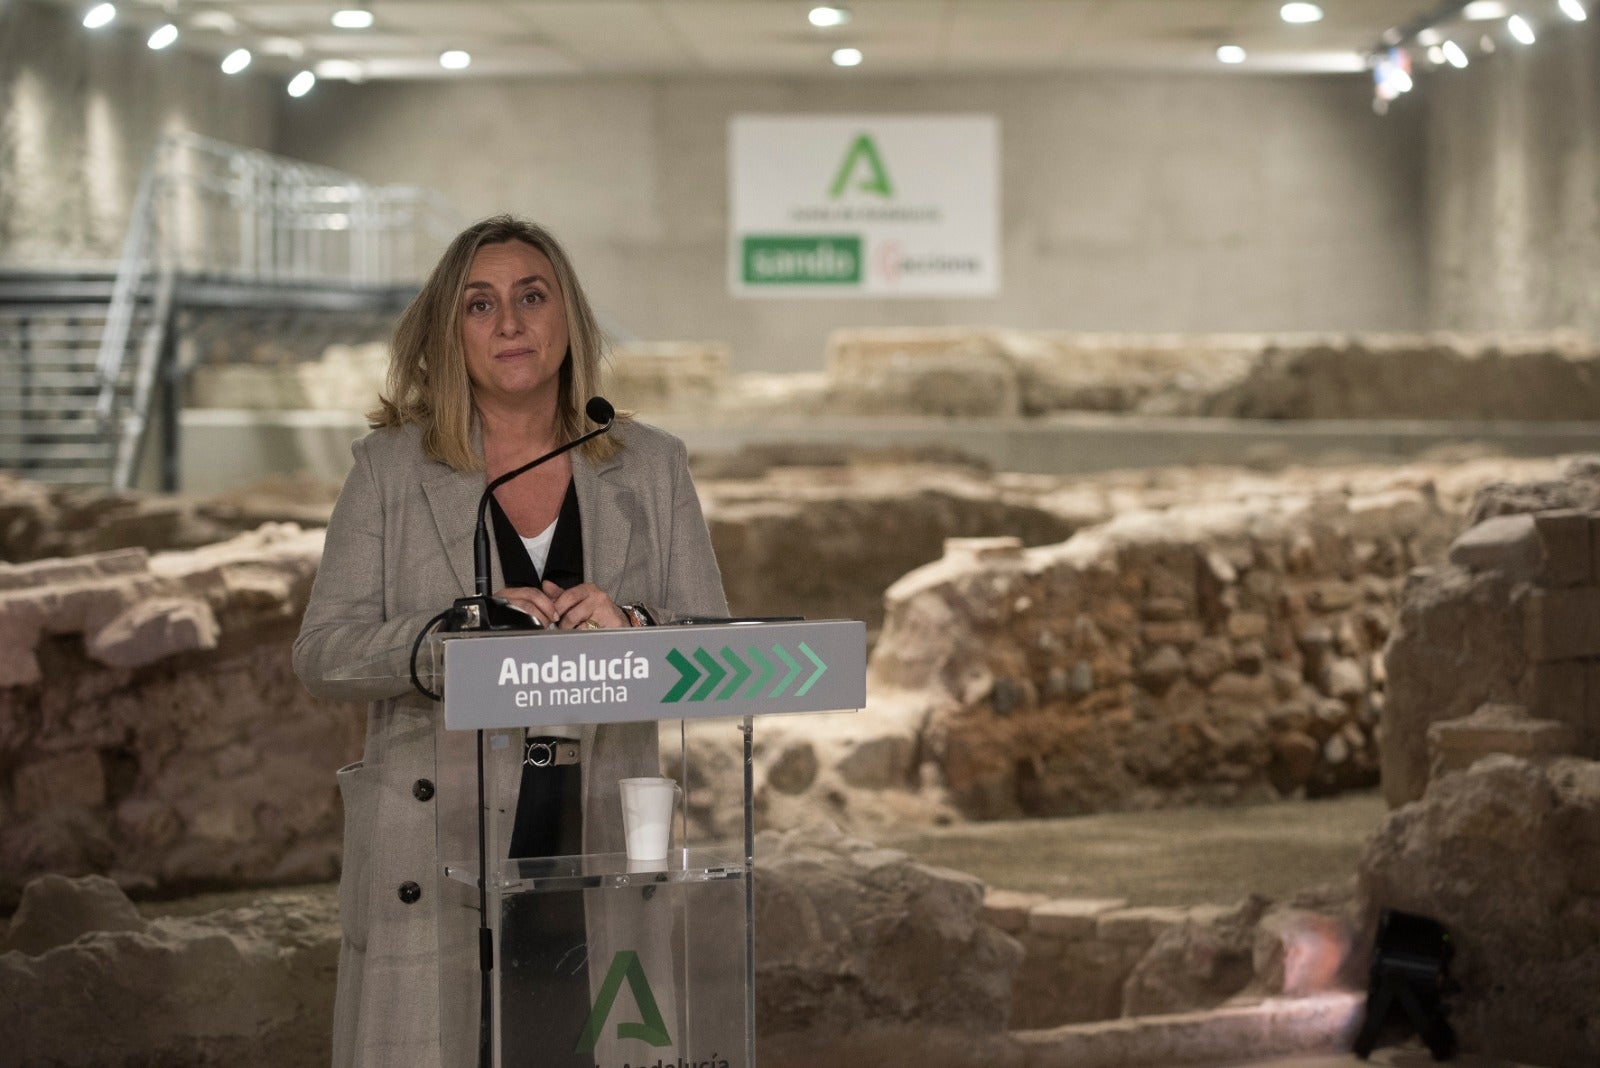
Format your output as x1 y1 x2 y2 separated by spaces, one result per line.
428 619 867 1068
442 620 866 730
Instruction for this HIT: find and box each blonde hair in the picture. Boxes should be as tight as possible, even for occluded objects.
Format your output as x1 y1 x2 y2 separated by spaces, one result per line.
370 215 621 470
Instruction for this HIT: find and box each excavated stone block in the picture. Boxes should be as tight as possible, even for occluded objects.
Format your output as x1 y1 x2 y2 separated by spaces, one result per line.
86 597 220 669
1360 755 1600 1066
1534 510 1593 587
13 750 106 814
0 549 151 592
1427 703 1577 780
1225 612 1269 641
1028 898 1128 940
1448 513 1542 580
1523 586 1600 662
1096 906 1194 944
983 889 1050 935
2 873 147 956
1527 659 1586 736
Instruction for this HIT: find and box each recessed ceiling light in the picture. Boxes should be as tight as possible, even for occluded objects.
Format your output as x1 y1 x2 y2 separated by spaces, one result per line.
1462 1 1508 19
439 50 471 70
82 3 115 29
1279 3 1323 24
331 9 374 30
315 59 365 81
1442 40 1469 67
147 23 178 50
190 11 238 33
1216 45 1247 64
809 6 851 29
288 71 316 98
831 46 863 67
221 48 252 74
1559 0 1588 22
1427 45 1447 64
261 37 306 59
1508 14 1536 43
1417 28 1443 46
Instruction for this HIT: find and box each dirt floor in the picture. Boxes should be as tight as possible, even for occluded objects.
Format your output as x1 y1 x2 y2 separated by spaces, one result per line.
877 791 1387 905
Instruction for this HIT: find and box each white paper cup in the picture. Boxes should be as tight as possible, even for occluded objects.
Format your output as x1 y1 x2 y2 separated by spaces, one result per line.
619 776 680 862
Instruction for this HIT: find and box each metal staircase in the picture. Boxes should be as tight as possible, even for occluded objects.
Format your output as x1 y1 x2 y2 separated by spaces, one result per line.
0 272 126 484
0 133 455 489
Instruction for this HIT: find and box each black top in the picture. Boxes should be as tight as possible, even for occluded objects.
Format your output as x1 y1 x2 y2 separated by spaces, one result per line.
489 479 584 591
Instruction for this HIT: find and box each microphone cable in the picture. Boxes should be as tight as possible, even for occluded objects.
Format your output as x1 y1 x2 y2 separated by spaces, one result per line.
409 607 454 701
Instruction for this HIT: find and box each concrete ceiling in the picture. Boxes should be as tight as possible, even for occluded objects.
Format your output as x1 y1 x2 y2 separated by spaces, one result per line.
51 0 1482 82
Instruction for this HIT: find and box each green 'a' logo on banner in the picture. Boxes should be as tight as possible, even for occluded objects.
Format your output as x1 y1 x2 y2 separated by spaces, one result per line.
574 950 673 1054
828 133 894 199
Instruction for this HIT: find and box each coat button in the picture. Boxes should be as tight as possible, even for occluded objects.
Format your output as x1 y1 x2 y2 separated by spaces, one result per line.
413 778 435 801
398 881 422 904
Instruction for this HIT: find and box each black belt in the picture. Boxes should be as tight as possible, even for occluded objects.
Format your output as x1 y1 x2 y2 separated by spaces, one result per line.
524 736 580 768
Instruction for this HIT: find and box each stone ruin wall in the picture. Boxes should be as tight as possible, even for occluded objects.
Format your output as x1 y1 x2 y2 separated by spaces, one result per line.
183 328 1600 424
849 465 1527 823
0 455 1572 908
8 459 1600 1065
0 527 365 908
1353 463 1600 1067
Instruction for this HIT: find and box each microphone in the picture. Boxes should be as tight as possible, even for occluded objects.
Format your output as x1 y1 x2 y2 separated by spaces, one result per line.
445 396 615 632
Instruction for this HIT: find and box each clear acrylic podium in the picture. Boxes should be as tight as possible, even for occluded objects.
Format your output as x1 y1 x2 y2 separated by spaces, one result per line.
402 619 867 1068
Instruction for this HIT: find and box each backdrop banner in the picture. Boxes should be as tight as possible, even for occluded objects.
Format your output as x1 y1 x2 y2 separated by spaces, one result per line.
729 114 999 298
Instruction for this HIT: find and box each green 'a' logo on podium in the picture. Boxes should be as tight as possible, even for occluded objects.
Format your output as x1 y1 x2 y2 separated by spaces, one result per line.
574 950 673 1054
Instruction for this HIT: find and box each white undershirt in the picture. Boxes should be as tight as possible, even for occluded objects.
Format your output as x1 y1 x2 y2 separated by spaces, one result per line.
522 517 580 741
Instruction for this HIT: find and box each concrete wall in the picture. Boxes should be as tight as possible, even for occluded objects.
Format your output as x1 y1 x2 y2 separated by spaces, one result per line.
274 72 1428 373
0 0 278 267
1426 18 1600 337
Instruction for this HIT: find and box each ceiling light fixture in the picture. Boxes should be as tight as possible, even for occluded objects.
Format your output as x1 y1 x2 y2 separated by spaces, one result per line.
1462 1 1508 19
1216 45 1247 64
439 50 471 70
147 22 178 49
1480 34 1497 52
1442 40 1470 67
1508 14 1536 43
288 71 316 97
1280 3 1324 24
82 3 115 29
261 37 306 59
315 59 364 81
1427 44 1447 64
1560 0 1588 21
831 46 863 67
809 6 851 28
331 8 374 30
221 48 252 74
1417 28 1443 46
190 11 238 33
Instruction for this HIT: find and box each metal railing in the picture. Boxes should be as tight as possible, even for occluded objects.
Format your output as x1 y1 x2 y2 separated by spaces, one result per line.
90 132 456 483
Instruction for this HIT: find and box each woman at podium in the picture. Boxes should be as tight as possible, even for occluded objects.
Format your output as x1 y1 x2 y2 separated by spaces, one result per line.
293 215 728 1068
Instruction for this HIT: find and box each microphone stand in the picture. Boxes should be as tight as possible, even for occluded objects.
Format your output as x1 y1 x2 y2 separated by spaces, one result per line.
445 397 615 1068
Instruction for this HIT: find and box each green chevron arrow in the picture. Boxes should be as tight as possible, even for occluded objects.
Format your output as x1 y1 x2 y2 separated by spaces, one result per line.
771 645 802 698
796 641 827 696
663 648 700 703
718 646 751 700
745 645 775 698
689 647 726 701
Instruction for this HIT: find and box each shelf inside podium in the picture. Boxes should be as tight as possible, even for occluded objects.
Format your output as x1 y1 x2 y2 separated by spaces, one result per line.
443 846 747 894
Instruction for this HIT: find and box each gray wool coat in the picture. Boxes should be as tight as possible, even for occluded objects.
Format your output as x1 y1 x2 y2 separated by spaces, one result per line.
293 418 728 1068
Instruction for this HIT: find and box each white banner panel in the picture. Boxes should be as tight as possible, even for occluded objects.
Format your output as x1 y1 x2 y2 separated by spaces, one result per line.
729 114 999 298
